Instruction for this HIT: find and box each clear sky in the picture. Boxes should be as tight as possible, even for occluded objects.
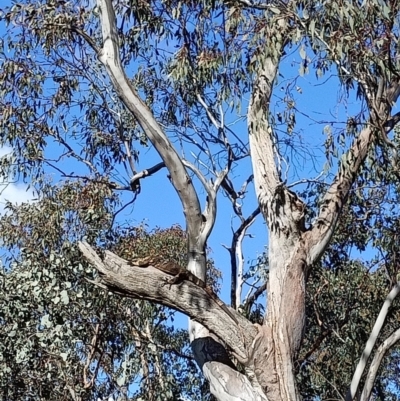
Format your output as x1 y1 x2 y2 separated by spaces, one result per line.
0 3 386 400
0 0 366 305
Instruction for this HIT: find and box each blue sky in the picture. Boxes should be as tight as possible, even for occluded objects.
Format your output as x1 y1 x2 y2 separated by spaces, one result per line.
1 3 391 399
0 0 369 305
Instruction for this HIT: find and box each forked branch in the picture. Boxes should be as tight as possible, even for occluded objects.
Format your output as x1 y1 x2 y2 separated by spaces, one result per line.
306 77 400 265
304 126 373 264
96 0 203 250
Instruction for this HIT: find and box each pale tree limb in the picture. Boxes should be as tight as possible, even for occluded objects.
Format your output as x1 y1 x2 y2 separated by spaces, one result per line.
246 13 307 399
86 4 259 400
282 6 400 266
283 10 400 265
114 118 138 178
231 208 260 309
221 174 254 218
182 158 230 243
220 172 260 309
78 239 268 401
129 162 166 191
248 58 282 205
234 229 246 310
196 93 221 131
96 0 203 253
203 362 268 401
359 327 400 401
304 126 373 264
292 14 400 260
346 282 400 401
305 81 400 265
78 242 252 356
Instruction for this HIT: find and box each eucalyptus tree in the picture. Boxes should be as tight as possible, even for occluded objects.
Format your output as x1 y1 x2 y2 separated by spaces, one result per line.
0 184 207 401
1 0 400 400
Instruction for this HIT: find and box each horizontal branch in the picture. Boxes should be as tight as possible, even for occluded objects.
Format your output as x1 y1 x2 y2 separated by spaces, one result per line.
79 241 256 364
130 162 166 191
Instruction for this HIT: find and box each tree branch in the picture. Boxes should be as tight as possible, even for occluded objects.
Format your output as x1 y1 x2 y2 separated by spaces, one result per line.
96 0 203 252
346 281 400 401
78 241 254 365
231 207 261 308
129 162 166 190
306 79 400 266
359 327 400 401
243 282 266 315
304 126 374 264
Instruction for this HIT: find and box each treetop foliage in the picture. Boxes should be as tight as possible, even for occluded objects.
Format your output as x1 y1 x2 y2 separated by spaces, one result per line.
1 0 400 399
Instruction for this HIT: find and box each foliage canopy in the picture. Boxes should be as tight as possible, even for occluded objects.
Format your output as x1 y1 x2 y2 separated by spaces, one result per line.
1 0 400 400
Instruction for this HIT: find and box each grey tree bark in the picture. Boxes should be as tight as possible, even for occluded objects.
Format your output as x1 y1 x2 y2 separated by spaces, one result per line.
76 1 400 400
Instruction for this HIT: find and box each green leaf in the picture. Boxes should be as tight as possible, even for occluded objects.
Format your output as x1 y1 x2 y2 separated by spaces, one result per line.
60 290 69 305
40 314 52 328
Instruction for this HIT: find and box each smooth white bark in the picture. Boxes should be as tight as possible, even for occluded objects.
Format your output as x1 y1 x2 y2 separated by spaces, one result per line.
96 0 203 252
347 282 400 401
360 328 400 401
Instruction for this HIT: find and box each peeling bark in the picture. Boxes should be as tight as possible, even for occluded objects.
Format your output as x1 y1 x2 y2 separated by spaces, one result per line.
79 242 254 358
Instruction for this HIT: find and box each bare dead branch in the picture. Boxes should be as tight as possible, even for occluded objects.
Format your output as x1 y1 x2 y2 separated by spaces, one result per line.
196 93 221 131
129 162 166 190
221 174 255 219
117 121 137 176
238 174 255 197
243 283 266 315
52 128 97 174
70 26 100 54
230 207 261 308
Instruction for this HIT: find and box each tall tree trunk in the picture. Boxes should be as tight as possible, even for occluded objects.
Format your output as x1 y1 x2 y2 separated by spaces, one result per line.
246 26 306 397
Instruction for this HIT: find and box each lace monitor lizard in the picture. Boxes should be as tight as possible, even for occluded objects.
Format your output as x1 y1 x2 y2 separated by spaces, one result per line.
129 256 238 324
